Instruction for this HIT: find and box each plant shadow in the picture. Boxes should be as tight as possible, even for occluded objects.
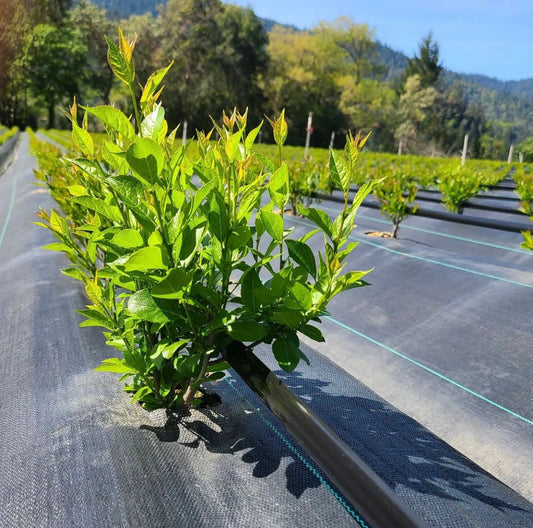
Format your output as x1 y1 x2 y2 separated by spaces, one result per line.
140 367 531 515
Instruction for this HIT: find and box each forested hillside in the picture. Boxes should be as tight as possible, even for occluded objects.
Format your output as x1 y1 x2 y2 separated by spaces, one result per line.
2 0 532 159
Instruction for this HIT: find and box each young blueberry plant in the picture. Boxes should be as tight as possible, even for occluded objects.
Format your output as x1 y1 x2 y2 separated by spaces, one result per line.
35 30 375 411
374 168 418 238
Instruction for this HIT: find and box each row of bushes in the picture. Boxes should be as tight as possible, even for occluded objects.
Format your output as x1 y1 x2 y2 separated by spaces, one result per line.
38 127 533 240
0 126 19 146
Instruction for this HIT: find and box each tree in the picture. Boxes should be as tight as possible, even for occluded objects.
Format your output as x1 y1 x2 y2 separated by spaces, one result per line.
406 33 442 89
157 0 225 129
21 23 87 128
216 4 268 124
395 75 436 153
319 17 385 82
264 25 346 146
68 1 117 105
0 0 31 126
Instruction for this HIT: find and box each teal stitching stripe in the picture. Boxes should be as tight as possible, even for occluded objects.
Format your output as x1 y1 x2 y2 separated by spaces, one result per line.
320 204 531 256
0 151 20 249
325 315 533 427
289 216 533 289
224 377 370 528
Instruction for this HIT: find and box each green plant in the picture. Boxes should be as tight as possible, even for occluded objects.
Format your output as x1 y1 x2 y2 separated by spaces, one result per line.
0 126 18 145
438 165 481 214
373 169 418 238
35 30 375 411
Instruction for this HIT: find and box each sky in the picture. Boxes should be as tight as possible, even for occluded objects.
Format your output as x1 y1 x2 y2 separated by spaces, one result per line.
227 0 533 82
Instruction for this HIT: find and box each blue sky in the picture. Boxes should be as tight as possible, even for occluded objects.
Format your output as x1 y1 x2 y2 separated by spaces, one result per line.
227 0 532 81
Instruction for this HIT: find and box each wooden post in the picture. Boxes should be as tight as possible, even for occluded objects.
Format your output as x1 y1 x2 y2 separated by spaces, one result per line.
461 134 468 166
182 119 188 146
329 131 336 150
304 112 313 159
519 152 524 163
507 144 514 164
398 140 403 156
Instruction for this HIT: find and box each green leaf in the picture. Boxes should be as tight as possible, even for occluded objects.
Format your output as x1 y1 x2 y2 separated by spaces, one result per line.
268 162 289 209
272 337 300 372
128 289 170 323
259 210 283 242
141 104 166 141
84 105 135 142
227 321 268 342
285 239 316 279
140 62 173 107
330 150 350 193
69 196 123 223
95 357 136 374
78 309 114 330
61 267 87 282
71 123 94 157
289 282 312 311
299 324 325 342
208 192 229 241
67 184 88 197
131 386 153 403
123 246 169 272
225 129 244 162
152 268 192 299
111 229 144 249
126 138 164 186
240 268 262 311
245 122 263 151
297 206 332 238
105 35 134 86
270 309 304 329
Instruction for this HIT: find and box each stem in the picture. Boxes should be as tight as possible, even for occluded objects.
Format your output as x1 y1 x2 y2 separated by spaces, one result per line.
129 85 141 134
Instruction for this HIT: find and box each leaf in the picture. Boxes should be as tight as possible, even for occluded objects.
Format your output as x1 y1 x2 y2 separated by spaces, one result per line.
140 62 173 108
126 138 165 186
131 386 153 403
289 282 312 311
67 184 88 197
268 162 289 209
84 105 135 142
95 357 136 374
272 337 300 372
259 210 283 242
208 192 229 241
69 196 123 223
141 104 166 141
270 309 304 329
240 268 262 311
61 267 87 282
71 123 94 157
227 321 268 342
297 205 332 238
105 34 134 86
123 246 169 272
245 122 263 151
225 129 244 162
330 150 350 193
285 239 316 279
128 289 170 323
269 109 288 146
78 309 114 330
152 268 192 299
299 324 325 342
111 229 144 249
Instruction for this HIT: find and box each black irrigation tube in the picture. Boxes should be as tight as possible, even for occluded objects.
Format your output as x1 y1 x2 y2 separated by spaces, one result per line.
223 341 428 528
315 192 531 233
